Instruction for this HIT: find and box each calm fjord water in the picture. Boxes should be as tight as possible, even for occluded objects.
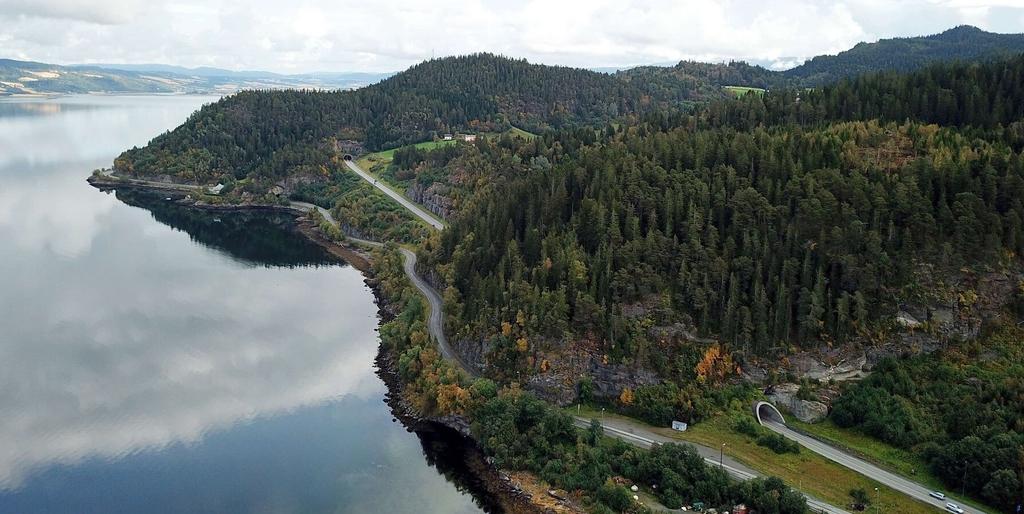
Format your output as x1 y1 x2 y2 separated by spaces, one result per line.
0 96 485 514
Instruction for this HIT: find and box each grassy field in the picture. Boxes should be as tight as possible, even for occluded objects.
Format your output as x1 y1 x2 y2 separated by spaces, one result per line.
356 127 535 171
573 406 939 514
356 139 459 171
723 85 766 98
505 126 538 139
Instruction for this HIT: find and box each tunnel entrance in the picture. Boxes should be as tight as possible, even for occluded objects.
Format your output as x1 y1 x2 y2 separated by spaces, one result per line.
343 154 353 161
754 401 786 426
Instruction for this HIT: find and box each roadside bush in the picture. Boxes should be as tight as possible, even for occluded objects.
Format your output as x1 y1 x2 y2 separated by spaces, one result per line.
849 487 870 507
732 414 799 454
733 415 761 437
596 481 634 512
757 433 801 454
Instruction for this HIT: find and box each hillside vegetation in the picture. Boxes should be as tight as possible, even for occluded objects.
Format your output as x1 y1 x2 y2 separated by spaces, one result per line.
403 56 1024 512
828 326 1024 511
113 54 655 184
431 55 1024 359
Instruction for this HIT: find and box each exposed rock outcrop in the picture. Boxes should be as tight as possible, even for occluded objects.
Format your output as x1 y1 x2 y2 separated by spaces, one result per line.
767 383 828 423
407 182 455 219
790 352 867 382
452 337 490 376
588 363 661 401
526 374 577 406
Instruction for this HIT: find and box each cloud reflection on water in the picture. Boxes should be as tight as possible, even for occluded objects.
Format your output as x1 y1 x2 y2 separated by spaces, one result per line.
0 202 383 488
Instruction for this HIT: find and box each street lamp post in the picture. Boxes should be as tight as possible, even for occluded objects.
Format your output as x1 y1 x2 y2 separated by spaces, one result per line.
720 443 726 467
874 487 879 513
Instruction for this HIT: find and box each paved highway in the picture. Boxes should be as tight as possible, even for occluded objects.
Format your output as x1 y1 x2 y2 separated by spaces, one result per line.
763 420 984 513
343 160 446 230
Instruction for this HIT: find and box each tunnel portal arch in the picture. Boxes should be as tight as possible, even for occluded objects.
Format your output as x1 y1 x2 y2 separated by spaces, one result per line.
343 154 353 161
754 401 786 426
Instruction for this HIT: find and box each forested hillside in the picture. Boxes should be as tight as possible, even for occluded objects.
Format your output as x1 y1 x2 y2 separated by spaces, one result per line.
784 25 1024 86
114 28 1024 188
113 54 653 184
433 118 1022 352
711 54 1024 134
612 26 1024 103
429 55 1024 359
398 56 1024 510
617 60 782 104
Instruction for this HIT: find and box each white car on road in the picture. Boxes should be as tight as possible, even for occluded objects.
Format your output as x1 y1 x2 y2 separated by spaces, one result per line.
930 491 946 500
945 502 965 514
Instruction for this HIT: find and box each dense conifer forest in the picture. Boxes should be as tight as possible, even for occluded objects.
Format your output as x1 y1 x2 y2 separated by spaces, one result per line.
430 56 1024 359
409 57 1024 510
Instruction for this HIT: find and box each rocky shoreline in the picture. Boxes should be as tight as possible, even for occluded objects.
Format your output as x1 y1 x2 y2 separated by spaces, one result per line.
88 175 549 514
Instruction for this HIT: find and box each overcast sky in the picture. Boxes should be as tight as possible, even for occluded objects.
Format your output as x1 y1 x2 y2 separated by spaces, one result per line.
1 0 1023 73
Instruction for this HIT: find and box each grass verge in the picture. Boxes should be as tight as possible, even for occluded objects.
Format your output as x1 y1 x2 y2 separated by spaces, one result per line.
787 418 996 514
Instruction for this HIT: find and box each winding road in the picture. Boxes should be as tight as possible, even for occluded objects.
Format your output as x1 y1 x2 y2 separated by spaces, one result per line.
397 246 477 376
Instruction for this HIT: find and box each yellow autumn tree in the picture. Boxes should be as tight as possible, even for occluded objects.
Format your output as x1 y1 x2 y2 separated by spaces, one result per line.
436 383 471 415
695 344 735 384
619 387 635 406
515 337 529 352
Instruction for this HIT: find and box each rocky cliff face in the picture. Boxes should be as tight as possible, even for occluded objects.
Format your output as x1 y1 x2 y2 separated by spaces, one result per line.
588 363 661 401
452 337 491 375
767 383 829 423
407 182 455 220
524 359 661 407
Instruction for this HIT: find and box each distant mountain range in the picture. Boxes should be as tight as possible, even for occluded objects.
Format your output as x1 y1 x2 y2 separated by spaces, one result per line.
784 25 1024 85
2 25 1021 97
0 59 393 96
619 25 1024 98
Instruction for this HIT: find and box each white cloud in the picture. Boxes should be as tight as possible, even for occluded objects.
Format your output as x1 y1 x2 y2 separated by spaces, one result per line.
0 0 1021 72
0 0 146 24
